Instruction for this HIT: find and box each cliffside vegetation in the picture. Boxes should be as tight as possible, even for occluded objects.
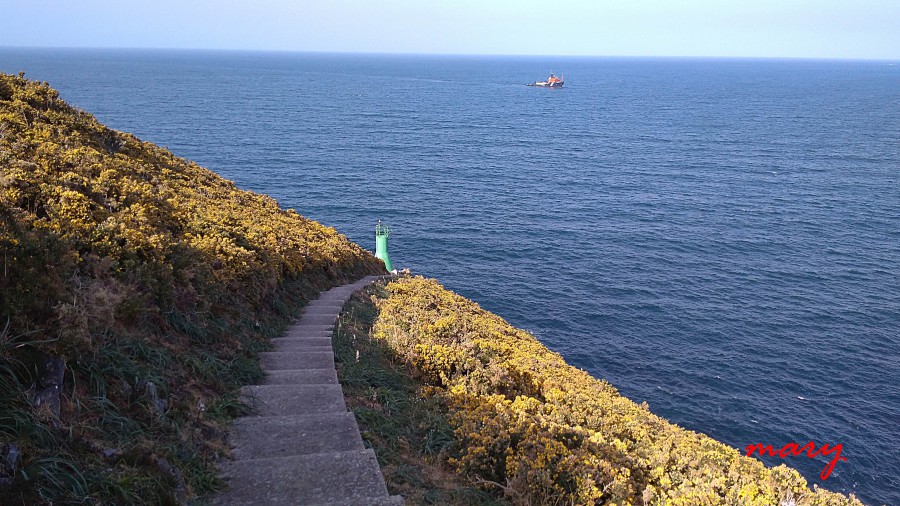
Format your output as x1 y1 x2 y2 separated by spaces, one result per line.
0 72 384 504
360 276 861 506
0 71 865 505
334 289 498 505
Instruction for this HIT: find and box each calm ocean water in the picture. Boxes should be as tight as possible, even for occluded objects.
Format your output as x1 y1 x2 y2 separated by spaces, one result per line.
2 49 897 505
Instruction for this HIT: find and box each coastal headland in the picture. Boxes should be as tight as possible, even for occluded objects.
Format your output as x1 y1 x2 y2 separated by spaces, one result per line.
0 73 863 505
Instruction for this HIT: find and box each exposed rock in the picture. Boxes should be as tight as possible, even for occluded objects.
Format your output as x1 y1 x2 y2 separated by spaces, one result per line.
28 353 65 420
1 442 21 476
0 442 21 490
156 457 188 505
5 444 20 471
120 379 133 399
138 380 168 414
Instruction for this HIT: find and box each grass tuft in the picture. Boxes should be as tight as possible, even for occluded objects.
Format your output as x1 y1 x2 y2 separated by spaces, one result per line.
22 456 88 502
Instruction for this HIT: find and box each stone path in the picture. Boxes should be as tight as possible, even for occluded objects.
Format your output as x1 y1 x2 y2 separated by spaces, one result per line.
214 275 402 505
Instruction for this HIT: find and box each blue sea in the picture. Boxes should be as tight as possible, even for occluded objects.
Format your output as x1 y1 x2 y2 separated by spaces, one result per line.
2 49 897 505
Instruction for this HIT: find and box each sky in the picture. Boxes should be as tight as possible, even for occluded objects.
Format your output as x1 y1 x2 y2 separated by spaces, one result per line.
1 0 898 60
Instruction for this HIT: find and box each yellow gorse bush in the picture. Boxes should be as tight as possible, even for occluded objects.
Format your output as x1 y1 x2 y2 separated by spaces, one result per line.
372 277 861 506
1 72 382 344
0 73 384 503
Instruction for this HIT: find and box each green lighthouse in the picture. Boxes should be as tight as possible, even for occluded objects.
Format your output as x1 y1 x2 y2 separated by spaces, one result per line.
375 221 393 272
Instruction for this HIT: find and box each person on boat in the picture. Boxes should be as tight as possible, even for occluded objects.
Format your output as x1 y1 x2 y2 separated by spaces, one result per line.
548 73 561 84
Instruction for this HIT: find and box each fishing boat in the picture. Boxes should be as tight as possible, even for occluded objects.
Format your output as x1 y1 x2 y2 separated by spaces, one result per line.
527 73 564 88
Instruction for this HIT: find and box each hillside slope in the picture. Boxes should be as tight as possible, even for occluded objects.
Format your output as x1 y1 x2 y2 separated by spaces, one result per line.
367 277 861 506
0 73 384 504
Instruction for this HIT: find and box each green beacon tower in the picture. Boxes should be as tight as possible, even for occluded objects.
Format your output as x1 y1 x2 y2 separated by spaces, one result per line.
375 221 393 272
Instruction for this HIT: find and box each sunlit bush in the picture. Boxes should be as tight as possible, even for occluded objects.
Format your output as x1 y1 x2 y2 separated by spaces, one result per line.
372 277 861 505
0 72 383 503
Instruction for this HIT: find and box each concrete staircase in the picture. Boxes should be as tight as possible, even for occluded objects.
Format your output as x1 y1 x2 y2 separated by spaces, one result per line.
214 275 402 505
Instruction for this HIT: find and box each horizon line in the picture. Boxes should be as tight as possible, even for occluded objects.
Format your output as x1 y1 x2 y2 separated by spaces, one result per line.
2 45 898 63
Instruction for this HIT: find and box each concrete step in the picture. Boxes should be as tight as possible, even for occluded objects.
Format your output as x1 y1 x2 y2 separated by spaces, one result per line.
270 336 332 347
302 310 344 316
300 312 342 319
229 412 364 459
286 327 337 335
272 342 334 356
216 275 395 505
284 324 334 335
284 327 335 334
307 496 404 506
282 333 334 340
316 292 353 300
322 286 354 293
273 336 332 345
260 351 334 370
302 313 341 325
305 301 346 308
214 449 390 506
303 305 345 312
272 345 333 355
279 335 334 343
241 384 347 416
272 335 333 343
326 285 358 293
311 298 348 306
264 369 338 385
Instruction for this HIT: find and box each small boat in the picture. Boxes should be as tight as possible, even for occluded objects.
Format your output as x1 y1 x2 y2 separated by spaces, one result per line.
527 73 564 88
